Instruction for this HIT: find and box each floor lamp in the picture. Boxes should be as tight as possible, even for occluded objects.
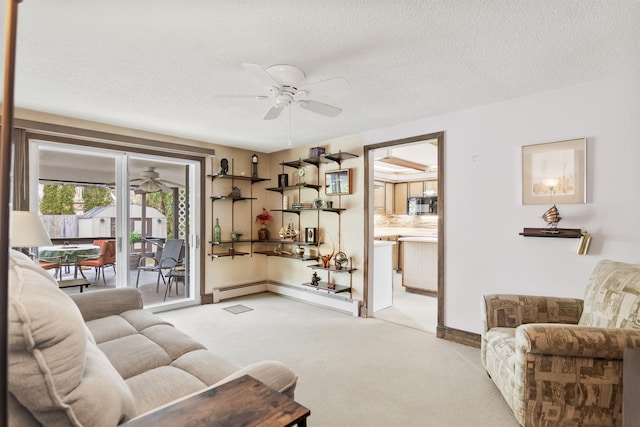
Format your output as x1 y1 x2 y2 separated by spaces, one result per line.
2 2 22 426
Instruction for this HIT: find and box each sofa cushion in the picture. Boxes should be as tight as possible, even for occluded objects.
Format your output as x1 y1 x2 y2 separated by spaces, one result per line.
579 260 640 328
8 250 137 425
125 366 208 415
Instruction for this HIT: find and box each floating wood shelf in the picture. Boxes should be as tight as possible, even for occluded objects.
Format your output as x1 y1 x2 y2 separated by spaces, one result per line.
519 228 582 238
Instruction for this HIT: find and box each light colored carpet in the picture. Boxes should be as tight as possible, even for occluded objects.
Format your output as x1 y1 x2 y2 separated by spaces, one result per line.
372 273 438 333
160 292 518 427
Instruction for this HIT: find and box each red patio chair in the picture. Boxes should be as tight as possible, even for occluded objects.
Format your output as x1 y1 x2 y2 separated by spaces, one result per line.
75 240 116 284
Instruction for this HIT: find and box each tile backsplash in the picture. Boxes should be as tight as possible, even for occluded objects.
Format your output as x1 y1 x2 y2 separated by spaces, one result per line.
374 214 438 229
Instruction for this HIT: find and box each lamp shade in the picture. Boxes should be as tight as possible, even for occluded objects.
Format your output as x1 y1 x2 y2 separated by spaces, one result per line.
10 211 52 247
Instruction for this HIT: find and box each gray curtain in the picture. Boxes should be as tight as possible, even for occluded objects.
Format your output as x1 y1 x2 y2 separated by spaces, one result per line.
12 127 28 211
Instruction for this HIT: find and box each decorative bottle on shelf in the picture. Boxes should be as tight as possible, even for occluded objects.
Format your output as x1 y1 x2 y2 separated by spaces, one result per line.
214 218 222 243
258 224 270 241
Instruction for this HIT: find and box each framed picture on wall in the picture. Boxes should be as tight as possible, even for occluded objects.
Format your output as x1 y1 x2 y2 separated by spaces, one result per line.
522 138 586 205
325 169 351 195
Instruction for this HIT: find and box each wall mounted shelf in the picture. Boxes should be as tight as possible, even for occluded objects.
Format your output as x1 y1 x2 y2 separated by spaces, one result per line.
208 159 269 259
253 250 319 261
266 183 321 193
271 208 346 215
519 228 582 238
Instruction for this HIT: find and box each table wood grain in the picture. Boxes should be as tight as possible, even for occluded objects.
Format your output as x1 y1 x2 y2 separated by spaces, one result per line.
123 375 309 427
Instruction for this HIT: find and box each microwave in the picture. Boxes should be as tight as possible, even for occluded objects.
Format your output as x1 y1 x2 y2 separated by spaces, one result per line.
407 196 437 215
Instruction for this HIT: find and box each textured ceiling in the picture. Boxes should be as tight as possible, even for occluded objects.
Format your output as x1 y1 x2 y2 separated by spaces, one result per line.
2 1 639 153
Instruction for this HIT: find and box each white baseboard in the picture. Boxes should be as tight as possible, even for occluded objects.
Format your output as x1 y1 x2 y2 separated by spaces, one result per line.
212 281 361 317
212 282 267 303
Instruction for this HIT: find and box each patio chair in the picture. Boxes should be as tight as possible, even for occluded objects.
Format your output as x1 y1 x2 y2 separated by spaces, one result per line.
38 256 61 279
75 240 116 285
165 264 186 301
136 238 184 292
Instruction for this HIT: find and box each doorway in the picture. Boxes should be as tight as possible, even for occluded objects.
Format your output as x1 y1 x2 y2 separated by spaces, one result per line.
31 141 201 310
365 131 444 333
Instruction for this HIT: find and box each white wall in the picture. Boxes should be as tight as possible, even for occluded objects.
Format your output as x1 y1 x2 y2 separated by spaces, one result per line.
364 74 640 334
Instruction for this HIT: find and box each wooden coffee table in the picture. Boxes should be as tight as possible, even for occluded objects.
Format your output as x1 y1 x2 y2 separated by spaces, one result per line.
58 278 90 293
123 374 310 426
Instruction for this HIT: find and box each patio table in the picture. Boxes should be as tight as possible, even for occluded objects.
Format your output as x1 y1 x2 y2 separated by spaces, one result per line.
39 244 100 274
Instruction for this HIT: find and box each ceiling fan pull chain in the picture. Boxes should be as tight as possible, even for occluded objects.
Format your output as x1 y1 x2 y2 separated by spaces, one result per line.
288 106 292 146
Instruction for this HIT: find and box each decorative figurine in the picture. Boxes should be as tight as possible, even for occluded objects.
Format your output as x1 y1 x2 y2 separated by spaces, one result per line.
334 251 348 269
311 272 321 286
228 186 241 199
251 154 258 178
220 158 229 175
541 205 561 233
318 233 335 268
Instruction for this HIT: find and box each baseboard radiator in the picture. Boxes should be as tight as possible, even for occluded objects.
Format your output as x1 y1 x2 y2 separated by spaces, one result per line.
212 281 361 317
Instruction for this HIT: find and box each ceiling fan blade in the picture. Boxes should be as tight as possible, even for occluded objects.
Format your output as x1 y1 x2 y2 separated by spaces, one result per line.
242 63 280 89
212 94 269 100
159 179 185 188
263 104 287 120
300 77 349 94
298 100 342 117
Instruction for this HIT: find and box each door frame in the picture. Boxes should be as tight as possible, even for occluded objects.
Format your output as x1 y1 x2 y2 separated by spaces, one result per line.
363 131 445 335
19 123 209 309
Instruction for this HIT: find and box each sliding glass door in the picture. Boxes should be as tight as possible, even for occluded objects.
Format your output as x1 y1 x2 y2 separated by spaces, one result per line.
31 141 200 310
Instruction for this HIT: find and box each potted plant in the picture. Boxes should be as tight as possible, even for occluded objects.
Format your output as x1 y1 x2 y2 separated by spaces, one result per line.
129 231 142 269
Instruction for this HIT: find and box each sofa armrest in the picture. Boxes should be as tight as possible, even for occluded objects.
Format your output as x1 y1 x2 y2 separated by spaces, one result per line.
211 360 298 399
517 323 640 359
482 294 584 333
70 288 143 321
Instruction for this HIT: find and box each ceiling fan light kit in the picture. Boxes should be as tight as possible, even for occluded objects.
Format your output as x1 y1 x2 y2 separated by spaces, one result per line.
239 63 348 121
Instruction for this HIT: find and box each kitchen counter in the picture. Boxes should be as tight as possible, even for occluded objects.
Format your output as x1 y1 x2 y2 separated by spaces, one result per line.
402 238 438 295
373 239 397 247
374 227 437 238
398 236 438 243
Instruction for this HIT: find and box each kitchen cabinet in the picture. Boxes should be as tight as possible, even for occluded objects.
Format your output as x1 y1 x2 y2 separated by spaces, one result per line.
393 183 407 214
400 237 437 295
385 183 394 215
375 235 401 271
408 181 424 197
374 181 385 215
372 240 395 312
424 179 438 196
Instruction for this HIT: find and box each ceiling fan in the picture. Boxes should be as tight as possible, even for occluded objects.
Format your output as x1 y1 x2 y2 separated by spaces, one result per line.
131 167 183 193
236 63 349 120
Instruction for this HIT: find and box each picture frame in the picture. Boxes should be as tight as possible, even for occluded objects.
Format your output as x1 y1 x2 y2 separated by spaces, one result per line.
325 169 351 196
522 138 586 205
305 227 317 244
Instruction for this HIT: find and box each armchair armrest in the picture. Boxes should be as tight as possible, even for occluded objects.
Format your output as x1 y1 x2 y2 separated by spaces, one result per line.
482 294 584 333
70 288 143 321
517 324 640 359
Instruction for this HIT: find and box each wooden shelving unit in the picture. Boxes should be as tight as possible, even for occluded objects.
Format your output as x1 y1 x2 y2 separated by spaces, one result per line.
208 159 269 259
253 150 359 294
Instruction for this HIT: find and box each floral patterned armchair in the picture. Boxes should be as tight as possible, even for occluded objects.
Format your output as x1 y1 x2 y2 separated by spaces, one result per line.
481 260 640 426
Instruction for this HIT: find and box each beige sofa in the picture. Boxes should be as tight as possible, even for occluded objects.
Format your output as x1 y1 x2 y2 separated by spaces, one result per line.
481 259 640 427
8 250 297 425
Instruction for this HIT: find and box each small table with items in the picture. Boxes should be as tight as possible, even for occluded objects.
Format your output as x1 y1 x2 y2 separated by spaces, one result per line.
122 374 310 427
57 277 90 293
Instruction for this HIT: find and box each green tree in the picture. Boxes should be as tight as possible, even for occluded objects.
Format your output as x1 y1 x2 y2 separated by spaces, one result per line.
146 192 175 237
40 184 76 214
82 187 113 212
